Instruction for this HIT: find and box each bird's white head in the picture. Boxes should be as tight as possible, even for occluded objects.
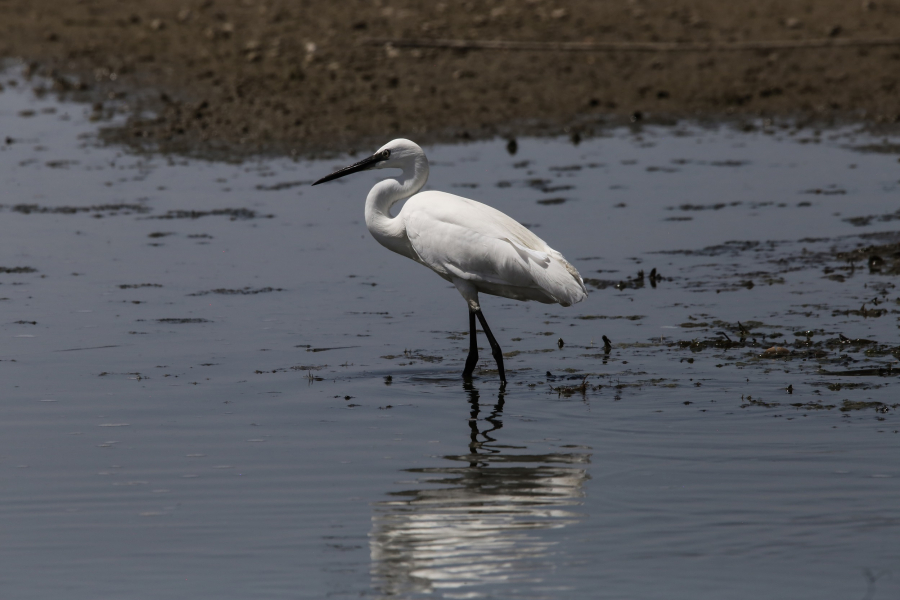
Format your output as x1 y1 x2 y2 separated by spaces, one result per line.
312 138 426 186
373 138 424 170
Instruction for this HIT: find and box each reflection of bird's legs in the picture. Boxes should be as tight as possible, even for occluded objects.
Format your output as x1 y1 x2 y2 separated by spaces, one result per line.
476 309 506 385
483 392 505 438
463 310 479 379
465 381 481 461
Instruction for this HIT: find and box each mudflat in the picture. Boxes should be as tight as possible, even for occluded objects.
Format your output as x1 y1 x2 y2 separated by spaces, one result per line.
2 0 899 155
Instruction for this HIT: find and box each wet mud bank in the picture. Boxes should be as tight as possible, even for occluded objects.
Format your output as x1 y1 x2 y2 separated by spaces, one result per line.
2 1 900 157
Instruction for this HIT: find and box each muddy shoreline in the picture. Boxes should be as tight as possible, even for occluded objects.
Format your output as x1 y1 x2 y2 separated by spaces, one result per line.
2 0 900 157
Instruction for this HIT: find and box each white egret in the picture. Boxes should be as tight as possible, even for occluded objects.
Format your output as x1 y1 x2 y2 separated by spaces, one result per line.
312 139 587 385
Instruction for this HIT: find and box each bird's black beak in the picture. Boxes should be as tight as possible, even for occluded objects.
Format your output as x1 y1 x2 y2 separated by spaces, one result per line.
312 153 381 186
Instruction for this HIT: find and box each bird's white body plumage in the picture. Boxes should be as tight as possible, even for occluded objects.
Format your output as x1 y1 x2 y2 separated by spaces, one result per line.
402 191 586 308
362 139 587 312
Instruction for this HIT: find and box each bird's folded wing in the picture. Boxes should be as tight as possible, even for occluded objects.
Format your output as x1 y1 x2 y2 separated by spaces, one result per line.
405 195 586 305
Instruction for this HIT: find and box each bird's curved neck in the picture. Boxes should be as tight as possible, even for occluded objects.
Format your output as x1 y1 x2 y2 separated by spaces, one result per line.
365 156 429 259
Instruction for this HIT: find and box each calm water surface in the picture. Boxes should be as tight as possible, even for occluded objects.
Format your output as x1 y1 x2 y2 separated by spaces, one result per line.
1 67 899 599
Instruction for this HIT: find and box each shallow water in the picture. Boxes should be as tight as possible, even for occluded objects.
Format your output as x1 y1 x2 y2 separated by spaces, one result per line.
2 67 899 599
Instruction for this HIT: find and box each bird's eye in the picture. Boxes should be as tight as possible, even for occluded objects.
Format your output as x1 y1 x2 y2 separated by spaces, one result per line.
381 149 391 159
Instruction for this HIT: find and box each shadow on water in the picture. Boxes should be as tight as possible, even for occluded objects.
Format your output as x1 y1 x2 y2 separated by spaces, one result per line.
369 382 590 597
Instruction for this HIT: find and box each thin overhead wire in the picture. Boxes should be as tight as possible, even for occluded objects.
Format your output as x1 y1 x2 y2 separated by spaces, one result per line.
364 36 900 53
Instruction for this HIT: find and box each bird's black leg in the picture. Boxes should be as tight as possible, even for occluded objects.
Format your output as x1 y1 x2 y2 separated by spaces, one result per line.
475 309 506 385
463 310 478 379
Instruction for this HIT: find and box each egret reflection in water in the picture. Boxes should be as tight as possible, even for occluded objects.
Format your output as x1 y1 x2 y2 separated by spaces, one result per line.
369 383 591 597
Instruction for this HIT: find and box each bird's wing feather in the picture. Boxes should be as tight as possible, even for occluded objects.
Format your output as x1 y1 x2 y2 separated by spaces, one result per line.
403 191 587 306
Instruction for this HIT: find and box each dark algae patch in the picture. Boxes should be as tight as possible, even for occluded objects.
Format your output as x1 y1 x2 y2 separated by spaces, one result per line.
6 203 149 215
576 315 645 321
147 208 271 220
155 318 211 324
843 209 900 228
839 400 896 412
381 351 444 364
790 401 837 411
188 287 284 296
255 181 312 191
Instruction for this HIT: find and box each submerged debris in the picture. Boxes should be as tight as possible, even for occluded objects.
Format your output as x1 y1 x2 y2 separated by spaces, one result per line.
761 346 790 358
550 375 593 398
585 268 667 291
